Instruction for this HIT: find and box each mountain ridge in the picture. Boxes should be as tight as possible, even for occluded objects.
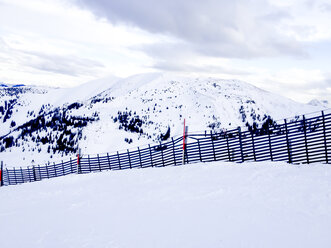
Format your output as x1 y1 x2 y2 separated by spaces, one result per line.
0 73 326 167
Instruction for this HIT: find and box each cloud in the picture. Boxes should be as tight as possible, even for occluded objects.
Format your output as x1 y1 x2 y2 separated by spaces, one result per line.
1 0 330 105
74 0 306 59
153 61 251 76
0 40 104 77
22 51 105 76
320 3 331 12
245 68 331 103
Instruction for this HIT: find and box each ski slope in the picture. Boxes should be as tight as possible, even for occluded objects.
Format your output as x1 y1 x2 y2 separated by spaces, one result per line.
1 161 330 248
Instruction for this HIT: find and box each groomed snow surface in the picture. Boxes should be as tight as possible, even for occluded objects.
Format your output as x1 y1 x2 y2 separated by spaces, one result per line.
1 161 331 248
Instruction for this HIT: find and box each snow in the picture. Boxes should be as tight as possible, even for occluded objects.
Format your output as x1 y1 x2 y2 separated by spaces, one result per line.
0 72 327 167
308 99 330 108
1 161 331 248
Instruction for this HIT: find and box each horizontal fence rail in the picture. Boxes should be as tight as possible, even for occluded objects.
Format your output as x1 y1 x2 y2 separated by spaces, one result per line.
1 110 330 187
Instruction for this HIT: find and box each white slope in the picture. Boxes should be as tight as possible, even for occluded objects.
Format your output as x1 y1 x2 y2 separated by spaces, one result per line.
1 161 331 248
52 75 120 105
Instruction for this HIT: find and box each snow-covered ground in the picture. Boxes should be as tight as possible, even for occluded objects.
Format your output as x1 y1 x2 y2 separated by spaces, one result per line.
1 161 330 248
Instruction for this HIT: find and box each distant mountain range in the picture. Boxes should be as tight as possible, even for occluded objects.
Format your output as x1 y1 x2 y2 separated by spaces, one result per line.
0 73 327 167
0 83 25 88
308 99 329 108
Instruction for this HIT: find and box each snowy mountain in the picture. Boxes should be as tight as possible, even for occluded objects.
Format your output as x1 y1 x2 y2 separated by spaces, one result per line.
308 99 330 108
0 73 325 167
0 83 25 88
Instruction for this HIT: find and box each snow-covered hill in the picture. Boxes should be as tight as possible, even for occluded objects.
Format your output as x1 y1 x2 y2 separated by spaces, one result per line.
308 99 330 108
0 73 326 167
1 161 331 248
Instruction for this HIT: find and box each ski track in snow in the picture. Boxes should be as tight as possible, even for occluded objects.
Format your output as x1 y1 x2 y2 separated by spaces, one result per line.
1 161 331 248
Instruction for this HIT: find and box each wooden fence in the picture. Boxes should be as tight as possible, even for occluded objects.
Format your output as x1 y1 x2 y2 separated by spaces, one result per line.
1 110 330 187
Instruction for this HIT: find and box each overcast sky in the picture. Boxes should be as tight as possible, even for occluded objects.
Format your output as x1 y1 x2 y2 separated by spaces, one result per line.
1 0 331 103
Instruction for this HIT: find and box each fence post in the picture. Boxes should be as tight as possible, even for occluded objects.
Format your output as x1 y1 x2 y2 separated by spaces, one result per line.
127 150 132 169
197 139 202 162
54 162 57 177
33 165 37 182
302 115 310 164
226 135 231 162
284 119 292 163
238 127 244 162
97 154 101 171
149 145 154 167
0 161 3 187
267 125 273 161
172 138 177 165
117 152 121 170
46 164 49 179
38 165 42 180
210 131 216 161
62 161 65 176
88 155 92 172
107 153 112 170
182 122 188 165
27 166 31 182
7 168 10 185
20 167 24 183
70 158 73 174
14 167 17 184
30 166 34 182
322 111 329 163
160 145 165 167
138 147 143 168
251 132 256 161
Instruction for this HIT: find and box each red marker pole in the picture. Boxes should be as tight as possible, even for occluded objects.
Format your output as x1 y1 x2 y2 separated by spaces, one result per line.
77 149 81 174
183 118 186 150
0 161 3 187
182 119 187 165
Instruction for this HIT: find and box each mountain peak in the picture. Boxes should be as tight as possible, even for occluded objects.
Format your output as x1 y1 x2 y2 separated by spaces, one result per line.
308 99 329 108
0 73 325 166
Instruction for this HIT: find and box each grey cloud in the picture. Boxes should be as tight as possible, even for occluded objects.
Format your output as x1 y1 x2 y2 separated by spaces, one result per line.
290 81 329 91
288 25 317 44
0 37 6 47
23 51 104 76
268 77 331 93
304 0 331 13
141 41 252 75
153 60 251 76
139 42 194 61
260 77 331 104
324 78 331 88
320 3 331 12
0 37 104 77
259 10 292 22
74 0 306 59
307 76 331 90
